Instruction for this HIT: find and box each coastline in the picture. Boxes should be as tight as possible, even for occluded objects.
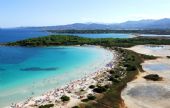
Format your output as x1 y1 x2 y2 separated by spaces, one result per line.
6 46 118 108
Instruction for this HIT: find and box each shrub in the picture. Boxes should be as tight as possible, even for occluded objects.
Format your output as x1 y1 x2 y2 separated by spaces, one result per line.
81 98 89 102
126 65 136 71
39 104 54 108
87 94 96 100
104 85 110 89
80 89 84 92
109 76 120 83
143 74 162 81
93 86 107 93
60 95 70 102
141 54 157 59
109 70 115 74
89 85 95 89
114 74 120 78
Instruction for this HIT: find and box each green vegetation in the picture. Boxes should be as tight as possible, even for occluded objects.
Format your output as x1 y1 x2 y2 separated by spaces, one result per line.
140 54 157 60
144 74 162 81
109 76 120 83
39 104 54 108
81 94 96 103
80 89 85 92
93 85 108 93
87 94 96 100
89 85 95 89
60 95 70 102
7 35 92 46
72 106 80 108
7 35 170 47
125 64 137 71
81 99 89 102
167 56 170 58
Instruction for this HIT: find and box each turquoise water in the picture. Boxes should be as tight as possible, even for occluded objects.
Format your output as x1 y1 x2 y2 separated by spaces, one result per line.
0 46 113 107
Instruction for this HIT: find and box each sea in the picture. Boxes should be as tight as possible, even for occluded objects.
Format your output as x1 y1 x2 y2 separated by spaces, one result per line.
0 46 113 107
0 28 133 43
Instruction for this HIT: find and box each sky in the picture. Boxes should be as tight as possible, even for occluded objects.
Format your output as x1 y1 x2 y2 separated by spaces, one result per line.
0 0 170 28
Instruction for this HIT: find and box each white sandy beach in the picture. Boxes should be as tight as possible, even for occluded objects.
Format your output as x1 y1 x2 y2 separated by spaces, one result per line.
122 45 170 108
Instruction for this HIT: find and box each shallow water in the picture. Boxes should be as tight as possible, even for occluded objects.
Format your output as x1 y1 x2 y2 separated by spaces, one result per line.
123 83 170 108
0 46 113 107
122 45 170 108
128 45 170 57
143 63 170 71
126 84 170 100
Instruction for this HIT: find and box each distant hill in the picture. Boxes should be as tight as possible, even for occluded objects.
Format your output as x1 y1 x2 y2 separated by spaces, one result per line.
18 18 170 30
115 18 170 29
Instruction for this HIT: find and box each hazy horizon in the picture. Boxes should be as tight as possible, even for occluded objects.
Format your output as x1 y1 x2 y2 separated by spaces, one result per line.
1 18 170 29
1 0 170 28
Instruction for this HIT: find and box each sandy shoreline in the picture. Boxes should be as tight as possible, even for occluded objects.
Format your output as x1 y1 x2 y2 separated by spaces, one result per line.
122 45 170 108
6 46 118 108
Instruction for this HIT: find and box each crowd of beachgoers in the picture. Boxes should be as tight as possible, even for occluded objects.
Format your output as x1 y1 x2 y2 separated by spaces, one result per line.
8 48 119 108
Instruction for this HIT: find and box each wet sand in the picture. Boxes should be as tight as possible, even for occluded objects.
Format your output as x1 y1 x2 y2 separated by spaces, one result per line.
127 45 170 57
122 45 170 108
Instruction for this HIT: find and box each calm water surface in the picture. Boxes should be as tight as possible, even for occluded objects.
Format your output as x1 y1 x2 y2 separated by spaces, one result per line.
0 29 132 43
0 46 113 107
1 29 170 43
0 29 50 43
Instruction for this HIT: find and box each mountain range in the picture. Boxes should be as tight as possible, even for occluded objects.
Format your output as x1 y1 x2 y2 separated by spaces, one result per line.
19 18 170 30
